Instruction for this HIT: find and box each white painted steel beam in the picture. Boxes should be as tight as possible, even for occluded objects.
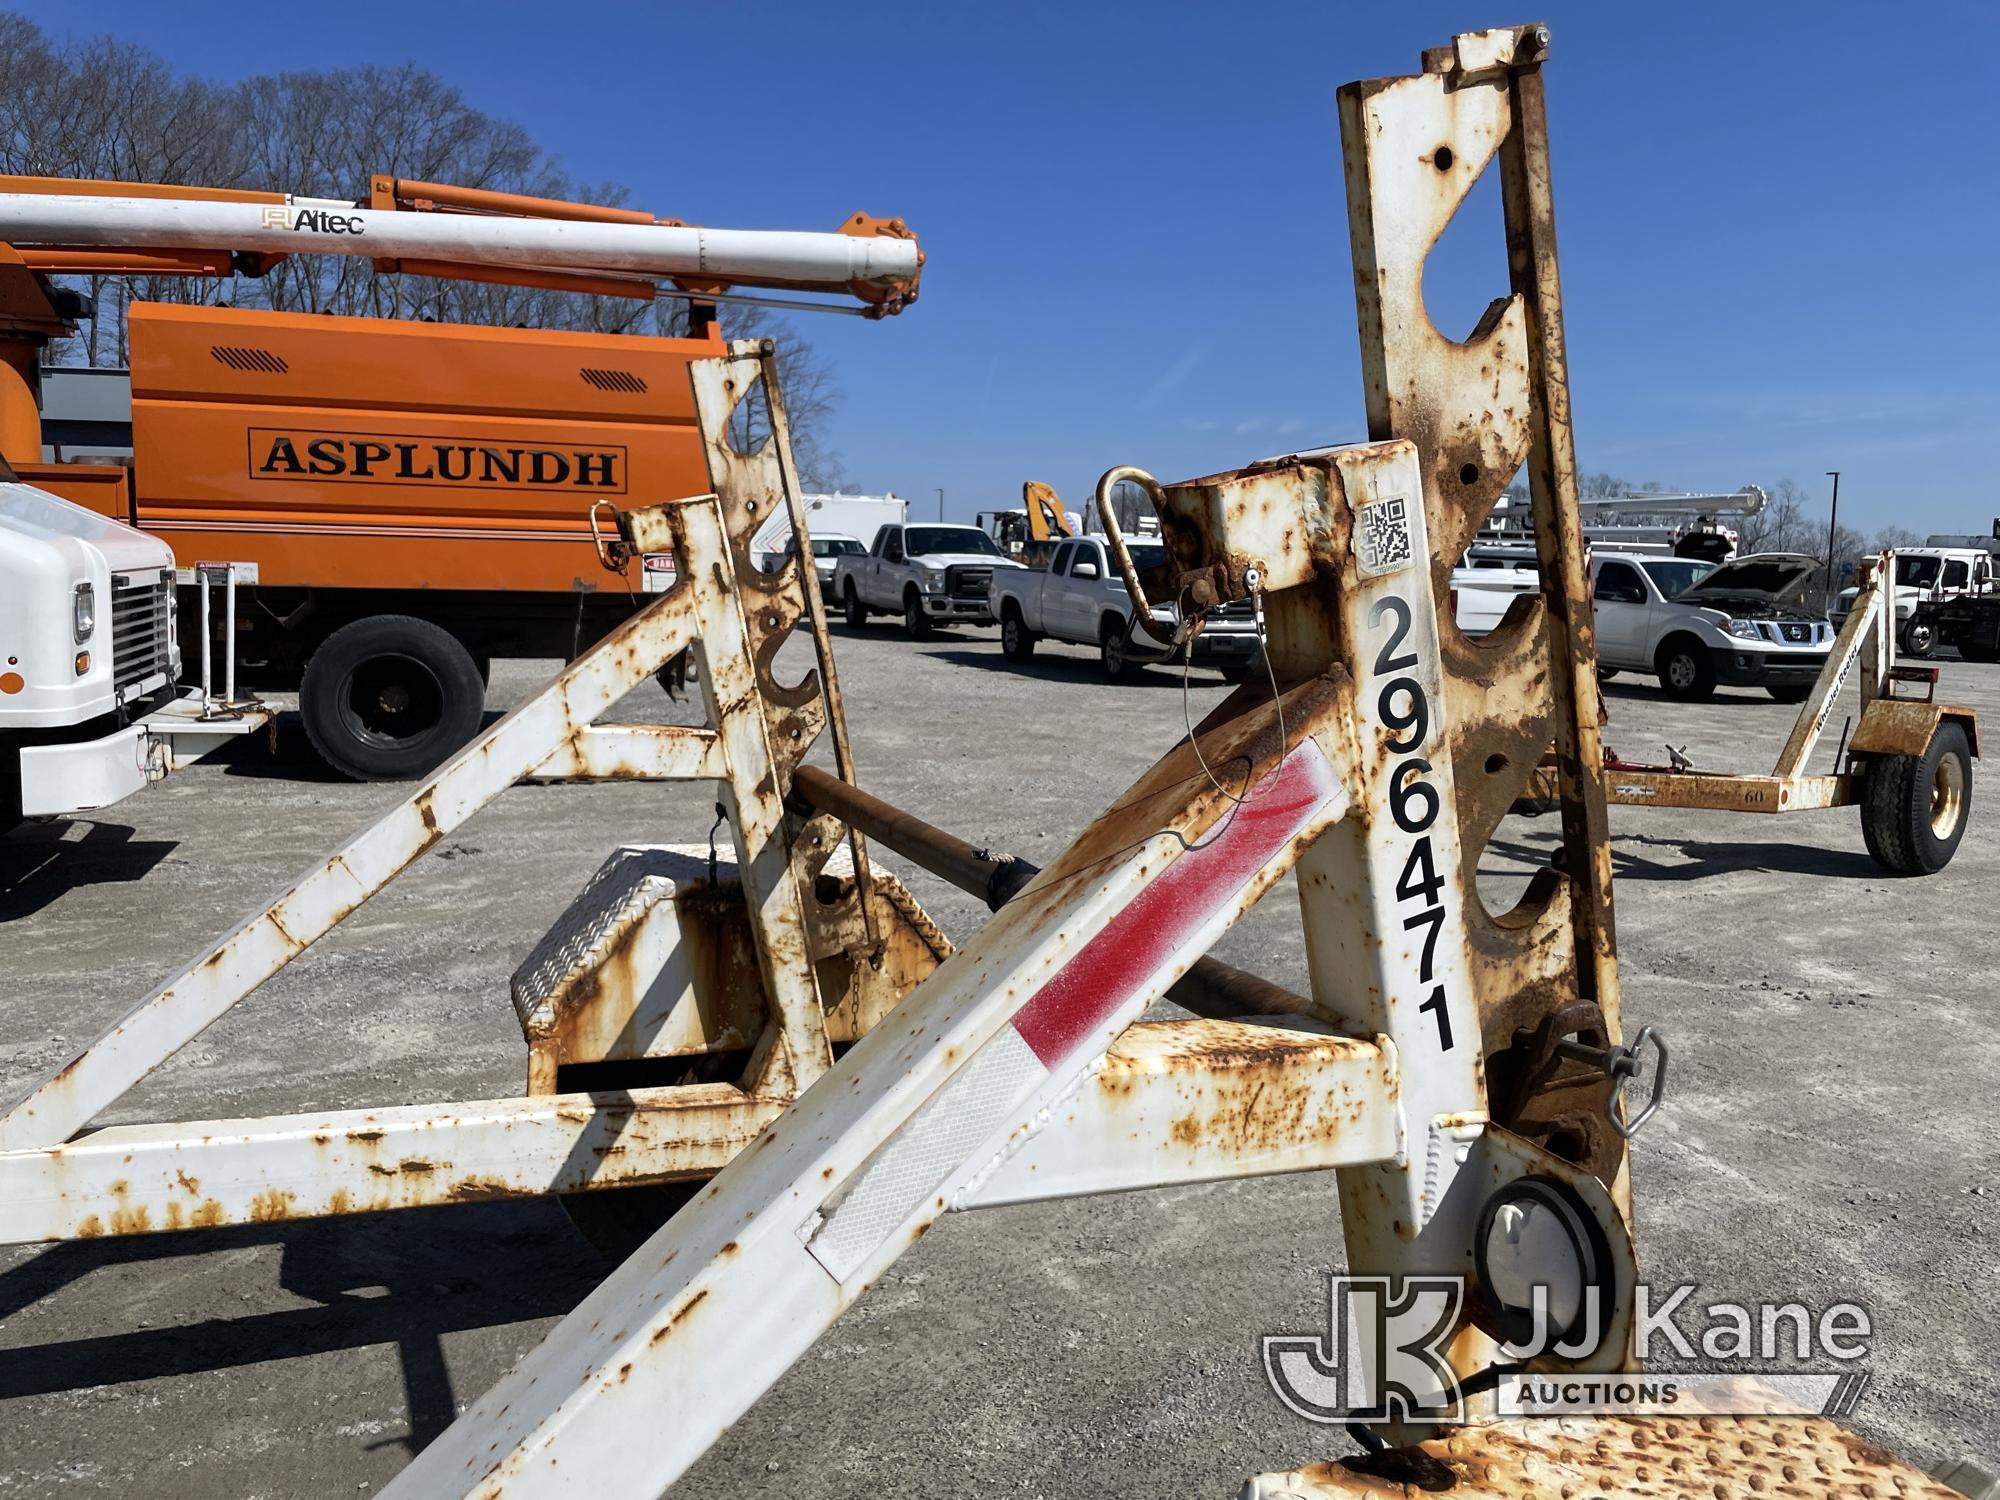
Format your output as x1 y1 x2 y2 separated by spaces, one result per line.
0 1019 1399 1245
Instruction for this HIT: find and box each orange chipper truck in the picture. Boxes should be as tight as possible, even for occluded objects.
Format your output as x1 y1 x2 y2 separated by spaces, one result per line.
0 175 921 779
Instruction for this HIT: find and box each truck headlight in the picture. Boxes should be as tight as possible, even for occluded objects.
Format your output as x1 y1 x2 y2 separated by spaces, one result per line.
921 567 947 589
73 582 95 642
1724 618 1761 641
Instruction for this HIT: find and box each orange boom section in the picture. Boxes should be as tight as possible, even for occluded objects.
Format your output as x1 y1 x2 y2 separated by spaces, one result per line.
124 301 726 593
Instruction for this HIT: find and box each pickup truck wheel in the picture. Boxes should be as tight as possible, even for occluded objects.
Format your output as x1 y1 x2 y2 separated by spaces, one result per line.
1001 609 1036 661
1900 618 1938 658
301 615 486 782
1100 619 1134 681
842 584 869 629
1654 637 1716 700
903 591 933 639
1596 667 1619 681
1861 722 1972 874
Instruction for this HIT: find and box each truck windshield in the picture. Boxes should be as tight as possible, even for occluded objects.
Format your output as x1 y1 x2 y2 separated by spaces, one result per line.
812 538 865 557
1128 543 1167 571
905 526 1001 558
1641 559 1717 598
1896 555 1943 588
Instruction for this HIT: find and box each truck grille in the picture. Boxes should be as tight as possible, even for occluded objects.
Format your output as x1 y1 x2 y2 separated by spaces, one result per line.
111 572 172 692
946 566 993 600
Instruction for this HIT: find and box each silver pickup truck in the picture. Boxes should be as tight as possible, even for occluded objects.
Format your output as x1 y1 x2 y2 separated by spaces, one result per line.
989 534 1260 680
832 523 1023 637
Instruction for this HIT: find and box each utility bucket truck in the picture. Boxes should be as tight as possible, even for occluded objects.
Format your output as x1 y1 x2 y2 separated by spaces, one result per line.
0 175 922 780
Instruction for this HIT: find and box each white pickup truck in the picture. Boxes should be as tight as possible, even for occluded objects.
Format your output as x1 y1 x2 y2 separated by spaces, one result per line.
989 534 1260 681
833 523 1024 637
1 476 264 830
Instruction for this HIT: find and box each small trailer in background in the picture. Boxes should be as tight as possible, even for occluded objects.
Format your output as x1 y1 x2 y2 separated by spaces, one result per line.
1584 553 1978 874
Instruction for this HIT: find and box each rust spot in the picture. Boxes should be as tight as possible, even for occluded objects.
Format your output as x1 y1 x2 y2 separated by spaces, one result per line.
328 1188 352 1215
165 1200 184 1230
76 1215 105 1237
649 1288 711 1345
249 1188 297 1222
398 1158 437 1174
346 1128 385 1144
108 1203 151 1235
720 1241 738 1256
1169 1114 1202 1146
174 1169 200 1195
447 1177 512 1202
192 1200 226 1227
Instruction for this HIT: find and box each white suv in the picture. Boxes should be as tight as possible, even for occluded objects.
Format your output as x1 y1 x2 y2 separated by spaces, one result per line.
1590 551 1833 702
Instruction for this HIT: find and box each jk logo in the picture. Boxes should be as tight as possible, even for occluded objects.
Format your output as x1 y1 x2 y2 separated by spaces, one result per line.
1262 1275 1465 1425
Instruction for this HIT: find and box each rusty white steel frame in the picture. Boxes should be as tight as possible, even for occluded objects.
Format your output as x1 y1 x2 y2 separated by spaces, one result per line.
0 343 862 1224
378 432 1637 1500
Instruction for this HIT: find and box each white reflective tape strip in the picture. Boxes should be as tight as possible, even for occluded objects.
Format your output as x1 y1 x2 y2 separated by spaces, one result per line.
804 1025 1043 1282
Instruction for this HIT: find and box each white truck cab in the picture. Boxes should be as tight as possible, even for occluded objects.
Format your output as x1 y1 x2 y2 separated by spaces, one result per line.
1833 546 1996 658
1 476 264 827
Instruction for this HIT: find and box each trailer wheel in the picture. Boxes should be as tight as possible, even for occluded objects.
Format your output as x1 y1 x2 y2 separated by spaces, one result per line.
903 590 933 639
842 583 869 629
1900 617 1938 658
1654 636 1716 699
1860 722 1972 875
1000 607 1036 661
301 615 486 782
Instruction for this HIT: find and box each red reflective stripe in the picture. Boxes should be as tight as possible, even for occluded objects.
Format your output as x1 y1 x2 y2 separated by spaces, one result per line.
1010 740 1340 1068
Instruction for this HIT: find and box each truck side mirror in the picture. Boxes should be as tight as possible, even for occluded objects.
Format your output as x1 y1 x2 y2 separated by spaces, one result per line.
1071 561 1099 580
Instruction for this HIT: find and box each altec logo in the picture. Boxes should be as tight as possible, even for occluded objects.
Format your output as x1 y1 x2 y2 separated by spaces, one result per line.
258 205 365 235
249 429 627 493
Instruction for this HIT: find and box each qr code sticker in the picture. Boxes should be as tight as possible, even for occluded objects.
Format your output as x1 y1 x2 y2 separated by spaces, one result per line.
1356 496 1414 578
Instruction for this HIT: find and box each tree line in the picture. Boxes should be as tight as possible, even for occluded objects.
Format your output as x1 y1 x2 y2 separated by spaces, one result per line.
0 12 846 486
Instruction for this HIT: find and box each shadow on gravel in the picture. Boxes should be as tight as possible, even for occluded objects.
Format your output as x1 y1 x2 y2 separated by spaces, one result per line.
213 709 508 782
1599 679 1797 709
0 820 177 921
1484 831 1876 882
0 1202 599 1453
919 648 1236 689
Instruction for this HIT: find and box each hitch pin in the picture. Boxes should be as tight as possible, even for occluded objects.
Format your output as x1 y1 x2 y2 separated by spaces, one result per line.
1555 1024 1669 1139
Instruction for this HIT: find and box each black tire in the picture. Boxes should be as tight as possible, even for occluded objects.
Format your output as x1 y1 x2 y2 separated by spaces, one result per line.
1900 618 1938 659
1654 636 1716 699
300 615 486 782
1100 617 1134 681
1596 667 1619 682
903 591 933 639
1860 722 1972 875
842 583 869 629
1767 684 1812 704
1000 607 1037 661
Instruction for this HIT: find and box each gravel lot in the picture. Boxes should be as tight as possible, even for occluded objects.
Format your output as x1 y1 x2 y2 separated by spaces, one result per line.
1 619 1994 1497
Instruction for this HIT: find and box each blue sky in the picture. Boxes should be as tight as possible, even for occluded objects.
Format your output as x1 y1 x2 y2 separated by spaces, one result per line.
32 0 2000 536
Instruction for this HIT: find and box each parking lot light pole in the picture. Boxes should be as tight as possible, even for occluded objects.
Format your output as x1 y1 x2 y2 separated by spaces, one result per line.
1825 469 1842 604
936 487 945 521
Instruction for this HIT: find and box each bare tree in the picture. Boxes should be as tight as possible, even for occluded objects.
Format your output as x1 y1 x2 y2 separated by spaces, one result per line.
3 11 845 470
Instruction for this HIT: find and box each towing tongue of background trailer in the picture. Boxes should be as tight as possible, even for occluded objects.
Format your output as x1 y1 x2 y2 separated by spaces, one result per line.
0 191 923 311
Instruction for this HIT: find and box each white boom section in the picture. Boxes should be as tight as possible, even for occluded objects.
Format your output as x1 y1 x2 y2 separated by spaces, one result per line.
0 192 920 292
